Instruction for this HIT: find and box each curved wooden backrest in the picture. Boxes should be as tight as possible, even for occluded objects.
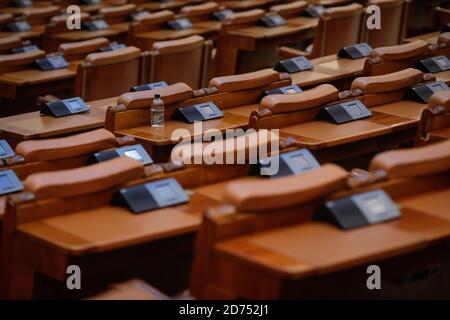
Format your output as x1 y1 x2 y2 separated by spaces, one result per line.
25 157 144 200
370 140 450 178
117 82 194 109
364 0 406 47
75 46 142 101
0 50 46 73
312 3 364 58
180 1 220 21
351 68 425 94
223 164 348 212
0 36 22 54
369 40 429 62
250 84 339 129
15 129 117 162
147 35 211 89
130 10 175 35
260 84 339 113
58 37 110 61
417 91 450 144
270 1 307 19
209 69 281 92
0 13 13 27
98 3 136 23
22 5 61 25
223 8 265 28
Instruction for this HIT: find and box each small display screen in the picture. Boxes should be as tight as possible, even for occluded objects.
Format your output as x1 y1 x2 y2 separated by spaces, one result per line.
124 149 142 161
363 196 387 216
94 20 109 29
0 145 6 156
436 57 449 68
293 57 310 69
285 88 298 94
68 100 83 111
346 103 366 117
156 184 178 202
289 154 311 171
432 83 448 92
17 21 30 30
0 175 13 190
49 56 68 69
201 105 215 115
178 19 192 28
357 44 371 56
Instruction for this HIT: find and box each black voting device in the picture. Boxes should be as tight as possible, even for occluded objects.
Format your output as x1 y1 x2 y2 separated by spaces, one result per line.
0 170 23 196
172 102 223 123
83 19 109 31
35 55 69 71
406 81 450 103
257 149 320 177
415 55 450 73
211 9 233 21
300 5 325 17
91 144 153 165
13 0 32 7
11 45 39 53
263 84 302 97
274 56 313 73
314 189 400 230
99 43 126 52
6 21 31 32
131 81 168 92
338 43 373 59
260 14 286 28
318 100 371 124
167 18 192 30
0 140 15 160
112 178 189 214
41 97 89 117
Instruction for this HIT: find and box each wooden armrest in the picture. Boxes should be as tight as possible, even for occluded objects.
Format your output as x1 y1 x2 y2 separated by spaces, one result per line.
370 140 450 178
223 164 348 211
351 68 425 94
369 40 429 61
260 84 339 113
16 129 118 162
209 69 282 92
25 157 144 200
117 83 193 109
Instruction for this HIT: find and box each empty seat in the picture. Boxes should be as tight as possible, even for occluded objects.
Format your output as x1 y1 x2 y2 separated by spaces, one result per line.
269 1 308 19
180 1 221 22
144 35 212 89
75 46 143 101
58 37 110 61
417 91 450 145
98 3 137 24
278 3 364 59
22 6 61 26
363 0 408 47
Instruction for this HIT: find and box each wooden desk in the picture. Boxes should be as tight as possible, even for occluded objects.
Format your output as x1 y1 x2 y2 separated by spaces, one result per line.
211 188 450 298
277 100 426 162
0 97 115 147
291 54 366 89
115 106 252 146
17 191 218 255
219 0 279 11
0 61 81 101
0 25 45 41
220 17 317 74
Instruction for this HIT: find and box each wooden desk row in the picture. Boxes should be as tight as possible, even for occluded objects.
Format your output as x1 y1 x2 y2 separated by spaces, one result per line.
1 128 449 298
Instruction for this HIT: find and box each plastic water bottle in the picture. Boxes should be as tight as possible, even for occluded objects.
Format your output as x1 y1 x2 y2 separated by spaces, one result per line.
151 94 164 127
